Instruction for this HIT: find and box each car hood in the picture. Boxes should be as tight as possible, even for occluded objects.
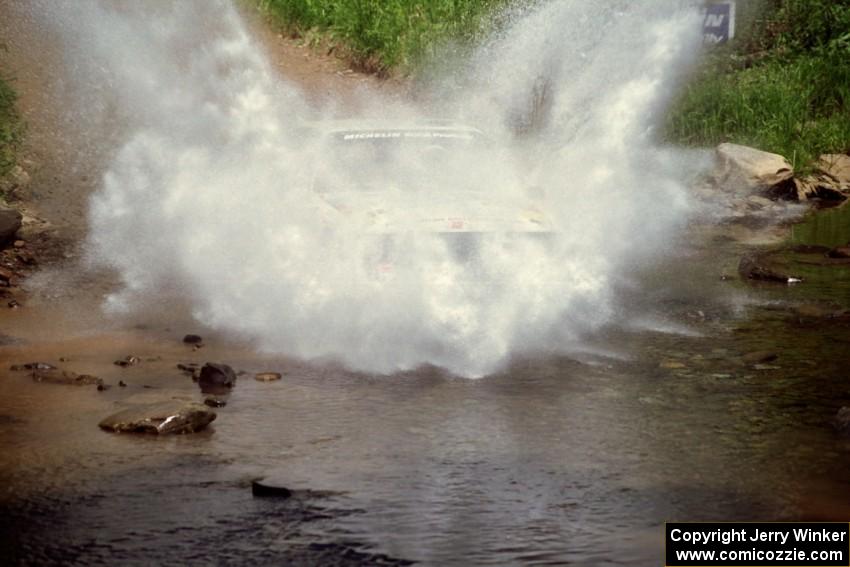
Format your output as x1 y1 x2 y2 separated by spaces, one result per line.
317 190 553 233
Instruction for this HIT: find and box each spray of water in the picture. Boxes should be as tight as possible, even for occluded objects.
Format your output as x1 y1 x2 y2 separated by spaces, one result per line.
33 0 703 377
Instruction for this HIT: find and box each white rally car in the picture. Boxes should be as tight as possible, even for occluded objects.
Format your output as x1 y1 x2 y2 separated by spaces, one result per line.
308 119 554 274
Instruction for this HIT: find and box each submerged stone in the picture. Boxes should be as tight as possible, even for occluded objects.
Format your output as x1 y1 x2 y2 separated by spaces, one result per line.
98 401 216 434
204 396 227 408
741 351 778 365
255 372 282 382
183 334 203 345
33 369 102 386
738 254 800 284
114 355 141 367
251 479 292 498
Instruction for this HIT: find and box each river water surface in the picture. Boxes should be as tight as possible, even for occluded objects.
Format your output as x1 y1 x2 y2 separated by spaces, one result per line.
3 215 850 566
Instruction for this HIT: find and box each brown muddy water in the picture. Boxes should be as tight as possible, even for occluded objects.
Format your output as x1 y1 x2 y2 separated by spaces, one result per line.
2 215 850 566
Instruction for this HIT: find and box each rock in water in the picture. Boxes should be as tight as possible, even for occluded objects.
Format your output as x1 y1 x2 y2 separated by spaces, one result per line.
741 351 778 365
204 396 227 408
738 254 800 284
827 247 850 259
98 401 216 434
0 207 22 248
255 372 282 382
199 362 237 388
714 143 794 196
251 479 292 498
183 334 203 345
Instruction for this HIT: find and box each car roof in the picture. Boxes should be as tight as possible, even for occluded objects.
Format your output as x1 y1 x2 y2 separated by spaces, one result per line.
313 118 484 137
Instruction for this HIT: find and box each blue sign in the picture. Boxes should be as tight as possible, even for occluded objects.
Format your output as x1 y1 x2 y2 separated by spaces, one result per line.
703 1 736 44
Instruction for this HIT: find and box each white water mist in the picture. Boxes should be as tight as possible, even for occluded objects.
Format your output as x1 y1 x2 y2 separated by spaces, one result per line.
36 0 702 376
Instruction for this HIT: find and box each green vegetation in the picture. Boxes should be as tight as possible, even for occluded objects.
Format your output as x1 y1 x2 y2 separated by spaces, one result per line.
667 0 850 169
255 0 506 72
0 66 23 179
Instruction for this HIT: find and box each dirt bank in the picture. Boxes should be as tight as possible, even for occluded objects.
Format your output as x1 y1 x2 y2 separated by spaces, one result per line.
0 1 405 342
0 1 400 250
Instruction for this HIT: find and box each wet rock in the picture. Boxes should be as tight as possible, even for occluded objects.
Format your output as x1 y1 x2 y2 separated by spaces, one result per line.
741 351 778 365
255 372 282 382
98 401 216 434
13 240 24 249
738 254 801 284
10 362 57 371
204 396 227 408
745 195 775 210
33 369 102 386
251 479 292 498
199 362 237 390
7 299 19 309
0 206 22 248
183 334 203 345
15 215 52 242
118 380 127 387
827 247 850 259
0 267 13 284
97 384 111 391
114 355 141 367
714 143 794 196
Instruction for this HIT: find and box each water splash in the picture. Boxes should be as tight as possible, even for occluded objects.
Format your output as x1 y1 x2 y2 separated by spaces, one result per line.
35 0 702 376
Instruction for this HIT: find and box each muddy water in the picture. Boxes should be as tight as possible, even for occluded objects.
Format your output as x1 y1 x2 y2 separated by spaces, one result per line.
3 224 850 566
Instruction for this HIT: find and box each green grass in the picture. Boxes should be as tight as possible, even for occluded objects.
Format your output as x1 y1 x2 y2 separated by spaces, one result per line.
667 0 850 169
0 70 23 179
254 0 506 73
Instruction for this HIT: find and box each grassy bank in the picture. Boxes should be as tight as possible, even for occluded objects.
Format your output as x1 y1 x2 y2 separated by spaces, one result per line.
667 0 850 168
255 0 505 72
0 70 23 180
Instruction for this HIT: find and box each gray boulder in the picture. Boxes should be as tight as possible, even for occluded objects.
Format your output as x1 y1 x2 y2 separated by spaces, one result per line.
98 401 216 434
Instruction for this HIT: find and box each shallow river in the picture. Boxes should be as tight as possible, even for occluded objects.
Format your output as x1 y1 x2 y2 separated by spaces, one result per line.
2 212 850 566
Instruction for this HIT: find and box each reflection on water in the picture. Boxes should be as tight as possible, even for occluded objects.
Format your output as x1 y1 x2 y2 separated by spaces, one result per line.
792 202 850 248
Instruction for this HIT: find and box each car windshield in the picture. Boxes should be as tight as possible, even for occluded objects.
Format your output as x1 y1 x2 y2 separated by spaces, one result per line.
314 129 486 193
